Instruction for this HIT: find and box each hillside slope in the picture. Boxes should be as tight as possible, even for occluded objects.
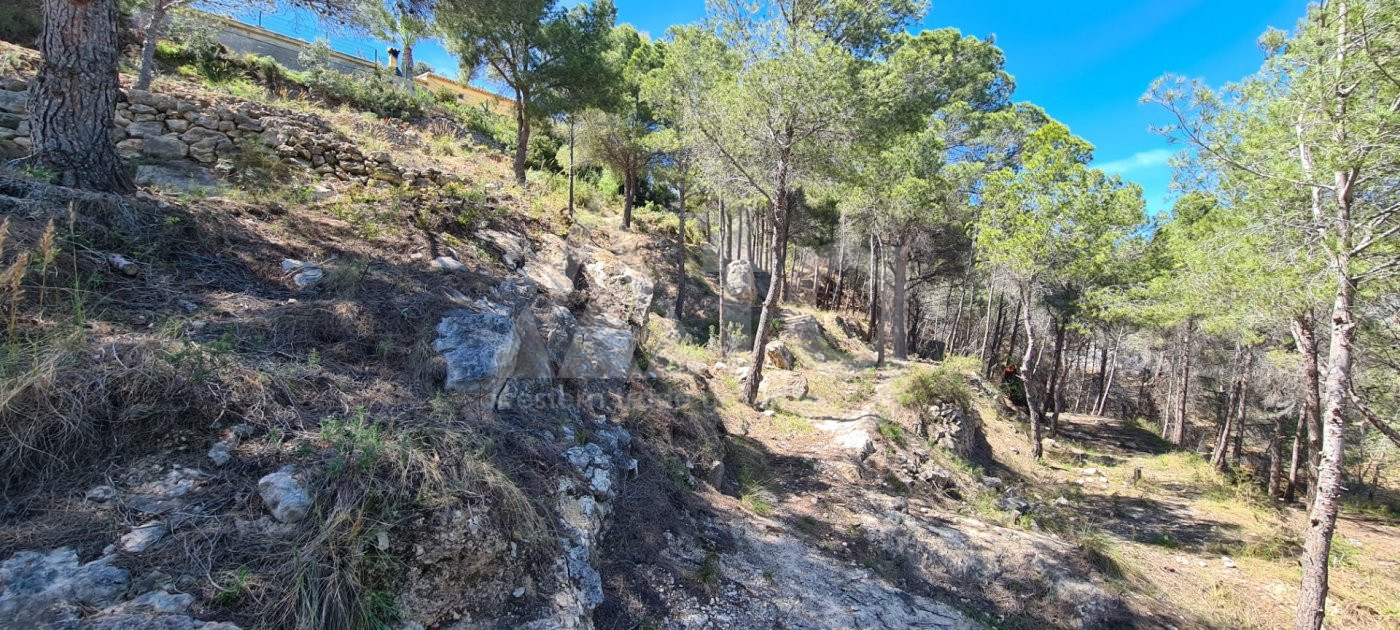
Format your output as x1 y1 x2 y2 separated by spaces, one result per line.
0 56 1397 630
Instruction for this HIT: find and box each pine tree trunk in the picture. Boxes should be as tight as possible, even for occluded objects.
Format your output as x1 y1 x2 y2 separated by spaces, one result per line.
675 181 687 320
866 234 880 343
1292 313 1324 503
718 198 728 356
402 44 416 92
1171 324 1193 445
891 240 908 360
742 185 791 407
1297 261 1356 630
1268 408 1286 500
567 116 576 219
1287 408 1307 504
1233 350 1253 462
135 0 172 91
512 86 529 183
31 0 132 192
1019 285 1044 460
1043 318 1066 434
622 169 635 230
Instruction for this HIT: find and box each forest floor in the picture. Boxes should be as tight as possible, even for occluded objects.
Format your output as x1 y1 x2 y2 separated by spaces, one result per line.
619 301 1400 630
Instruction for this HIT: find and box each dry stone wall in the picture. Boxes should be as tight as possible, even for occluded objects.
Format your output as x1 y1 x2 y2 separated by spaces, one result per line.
0 77 458 189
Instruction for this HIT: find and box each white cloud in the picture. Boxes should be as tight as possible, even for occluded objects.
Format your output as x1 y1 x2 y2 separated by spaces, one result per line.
1095 148 1173 175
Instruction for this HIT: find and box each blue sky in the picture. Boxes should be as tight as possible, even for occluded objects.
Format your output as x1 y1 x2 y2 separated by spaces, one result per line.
237 0 1307 214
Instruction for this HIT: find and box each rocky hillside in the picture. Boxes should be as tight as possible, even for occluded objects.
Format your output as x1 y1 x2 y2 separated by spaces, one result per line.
1 52 1397 630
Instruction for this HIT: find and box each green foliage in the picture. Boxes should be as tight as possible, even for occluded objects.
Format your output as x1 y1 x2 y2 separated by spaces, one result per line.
0 0 42 46
300 40 432 119
898 365 972 409
877 420 907 447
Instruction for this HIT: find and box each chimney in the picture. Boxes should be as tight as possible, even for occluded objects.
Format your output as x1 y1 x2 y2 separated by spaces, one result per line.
386 47 400 71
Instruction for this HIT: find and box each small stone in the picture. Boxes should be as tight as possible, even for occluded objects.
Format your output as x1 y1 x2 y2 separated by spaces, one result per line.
119 521 168 553
431 256 466 272
86 485 117 502
512 587 526 598
258 467 312 523
177 299 198 312
207 441 233 467
763 409 776 417
1221 556 1237 569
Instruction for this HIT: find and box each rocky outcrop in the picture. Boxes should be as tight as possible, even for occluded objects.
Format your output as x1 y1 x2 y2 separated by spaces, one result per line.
917 401 992 466
758 370 808 405
435 310 522 402
724 259 757 304
0 547 237 629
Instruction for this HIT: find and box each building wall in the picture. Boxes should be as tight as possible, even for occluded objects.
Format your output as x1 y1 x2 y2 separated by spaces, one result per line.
208 14 380 77
204 13 511 114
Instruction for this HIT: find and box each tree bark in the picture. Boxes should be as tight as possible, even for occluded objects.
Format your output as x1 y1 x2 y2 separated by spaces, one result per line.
567 115 576 219
1046 319 1067 436
866 233 880 343
742 150 793 407
675 177 687 320
1170 323 1193 446
1292 313 1324 502
891 240 908 360
1017 284 1044 460
1268 408 1287 500
718 197 728 356
402 42 416 92
136 0 173 91
622 169 635 230
512 86 530 183
31 0 132 192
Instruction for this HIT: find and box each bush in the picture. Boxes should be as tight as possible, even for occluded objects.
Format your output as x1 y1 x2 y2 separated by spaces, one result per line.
898 365 972 409
0 0 42 46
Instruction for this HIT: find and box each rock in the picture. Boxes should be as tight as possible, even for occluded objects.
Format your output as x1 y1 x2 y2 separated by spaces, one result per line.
431 256 466 272
207 441 233 467
134 163 217 192
139 135 188 161
258 468 312 524
558 325 635 381
1221 556 1237 569
125 89 177 112
119 521 168 553
105 590 194 615
280 259 324 290
725 259 757 303
764 340 796 370
477 229 530 269
0 90 27 114
125 121 167 139
580 257 655 331
0 548 129 626
86 485 118 502
434 310 521 399
758 370 808 404
813 417 876 458
165 118 190 133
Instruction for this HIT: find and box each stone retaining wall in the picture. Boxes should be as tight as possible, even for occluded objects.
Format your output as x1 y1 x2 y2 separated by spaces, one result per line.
0 77 457 189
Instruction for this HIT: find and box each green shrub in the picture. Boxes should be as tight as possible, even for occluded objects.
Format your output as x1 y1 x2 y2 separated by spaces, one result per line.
898 365 972 409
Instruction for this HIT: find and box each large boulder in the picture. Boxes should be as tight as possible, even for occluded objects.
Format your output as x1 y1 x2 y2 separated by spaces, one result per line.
725 259 757 303
558 325 635 381
581 259 654 331
434 310 521 399
523 232 576 297
758 371 808 405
